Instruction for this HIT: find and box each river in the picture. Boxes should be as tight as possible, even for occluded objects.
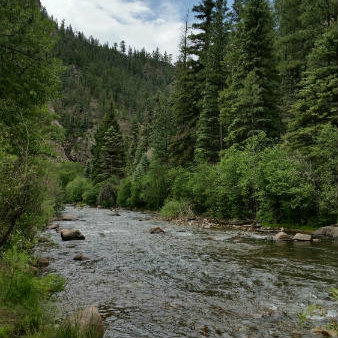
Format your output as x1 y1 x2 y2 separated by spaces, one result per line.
38 206 338 338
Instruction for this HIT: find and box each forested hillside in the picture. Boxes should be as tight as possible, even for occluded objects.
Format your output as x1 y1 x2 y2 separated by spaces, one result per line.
52 21 173 162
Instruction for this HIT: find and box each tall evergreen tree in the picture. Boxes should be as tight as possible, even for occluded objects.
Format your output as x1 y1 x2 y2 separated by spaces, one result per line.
286 23 338 158
169 17 199 166
195 0 228 163
150 93 175 164
219 0 280 147
91 102 125 183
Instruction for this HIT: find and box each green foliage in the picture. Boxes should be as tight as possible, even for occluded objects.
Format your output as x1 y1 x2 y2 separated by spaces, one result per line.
97 178 118 208
65 176 91 203
82 184 101 206
91 103 126 183
220 0 280 147
57 162 84 189
117 177 133 208
0 246 64 337
160 200 194 220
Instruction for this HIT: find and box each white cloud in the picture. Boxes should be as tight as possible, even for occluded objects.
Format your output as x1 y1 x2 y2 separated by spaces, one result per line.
41 0 183 58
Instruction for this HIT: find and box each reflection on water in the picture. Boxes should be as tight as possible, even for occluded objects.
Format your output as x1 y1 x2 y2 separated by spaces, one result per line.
38 206 338 338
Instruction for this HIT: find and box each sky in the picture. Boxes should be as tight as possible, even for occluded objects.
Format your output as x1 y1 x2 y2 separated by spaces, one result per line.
41 0 200 58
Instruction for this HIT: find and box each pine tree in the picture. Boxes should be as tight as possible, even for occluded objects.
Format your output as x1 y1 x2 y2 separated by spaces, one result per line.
169 17 199 166
274 0 337 123
219 0 280 147
150 93 175 164
91 102 125 183
286 23 338 159
195 0 228 163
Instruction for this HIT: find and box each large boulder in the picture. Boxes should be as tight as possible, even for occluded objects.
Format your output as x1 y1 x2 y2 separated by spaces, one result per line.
273 231 291 241
64 306 104 338
61 229 85 241
293 233 312 241
312 225 338 240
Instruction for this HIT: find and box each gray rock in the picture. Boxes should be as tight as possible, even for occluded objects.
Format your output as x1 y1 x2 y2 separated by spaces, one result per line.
312 225 338 240
60 215 78 221
73 254 90 261
61 229 85 241
274 231 291 241
293 233 312 241
47 223 59 230
150 226 165 234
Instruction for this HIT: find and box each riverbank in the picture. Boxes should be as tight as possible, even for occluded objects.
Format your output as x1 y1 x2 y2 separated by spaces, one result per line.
0 246 65 338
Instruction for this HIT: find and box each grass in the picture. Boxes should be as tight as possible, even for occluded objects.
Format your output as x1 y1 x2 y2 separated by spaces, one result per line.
159 199 194 220
0 246 65 338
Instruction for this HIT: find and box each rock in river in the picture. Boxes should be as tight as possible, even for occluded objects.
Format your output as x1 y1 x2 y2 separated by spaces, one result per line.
64 306 104 338
312 225 338 240
274 231 291 241
61 229 85 241
60 215 78 221
37 257 49 267
150 226 165 234
73 254 90 261
293 233 312 241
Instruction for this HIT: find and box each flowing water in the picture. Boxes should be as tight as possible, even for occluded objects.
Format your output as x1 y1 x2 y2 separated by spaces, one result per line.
39 206 338 338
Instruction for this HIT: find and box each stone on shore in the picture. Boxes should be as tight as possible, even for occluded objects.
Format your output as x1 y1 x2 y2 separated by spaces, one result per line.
293 233 312 241
274 231 291 241
37 257 49 267
64 306 104 338
38 236 49 243
61 229 85 241
312 225 338 240
150 226 165 234
47 223 59 230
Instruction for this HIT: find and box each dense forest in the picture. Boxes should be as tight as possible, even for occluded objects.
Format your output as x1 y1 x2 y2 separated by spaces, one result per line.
58 0 337 227
0 0 337 336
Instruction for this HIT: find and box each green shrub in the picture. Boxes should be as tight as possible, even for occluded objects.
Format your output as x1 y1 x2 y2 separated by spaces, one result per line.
141 160 168 210
97 182 117 208
117 177 132 207
160 200 193 220
57 162 84 189
0 246 64 337
65 176 91 203
82 184 101 206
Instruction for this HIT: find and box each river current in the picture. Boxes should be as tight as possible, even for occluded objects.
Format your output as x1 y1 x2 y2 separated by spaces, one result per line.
39 206 337 338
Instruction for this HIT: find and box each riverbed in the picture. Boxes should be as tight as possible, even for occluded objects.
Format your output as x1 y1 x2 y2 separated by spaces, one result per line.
39 206 338 338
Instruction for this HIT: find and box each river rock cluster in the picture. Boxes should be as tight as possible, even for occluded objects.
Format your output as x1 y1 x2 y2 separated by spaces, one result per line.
274 225 338 242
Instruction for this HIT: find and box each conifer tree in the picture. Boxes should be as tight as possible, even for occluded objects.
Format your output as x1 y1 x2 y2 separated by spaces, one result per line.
195 0 228 163
219 0 280 147
286 23 338 158
91 102 125 183
169 17 199 166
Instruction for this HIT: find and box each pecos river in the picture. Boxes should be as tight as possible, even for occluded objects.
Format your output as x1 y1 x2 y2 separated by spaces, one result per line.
39 206 337 338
